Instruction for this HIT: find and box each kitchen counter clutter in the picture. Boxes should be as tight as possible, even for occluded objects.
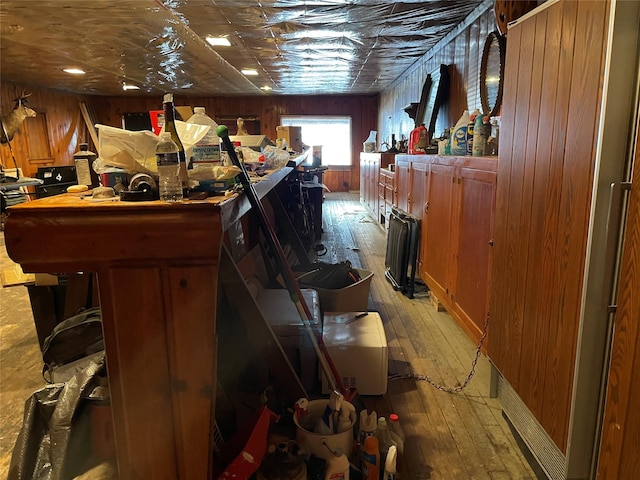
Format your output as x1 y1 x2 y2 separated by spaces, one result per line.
3 152 311 479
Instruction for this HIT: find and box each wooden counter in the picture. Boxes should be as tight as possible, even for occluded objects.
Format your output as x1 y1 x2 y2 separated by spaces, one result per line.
3 156 307 479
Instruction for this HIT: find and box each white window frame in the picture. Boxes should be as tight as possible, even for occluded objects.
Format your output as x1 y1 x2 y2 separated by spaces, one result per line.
280 115 352 166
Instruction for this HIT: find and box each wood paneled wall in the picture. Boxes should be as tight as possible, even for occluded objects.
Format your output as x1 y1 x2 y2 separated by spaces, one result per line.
379 4 496 150
1 84 377 192
489 1 609 453
91 95 378 192
1 82 93 178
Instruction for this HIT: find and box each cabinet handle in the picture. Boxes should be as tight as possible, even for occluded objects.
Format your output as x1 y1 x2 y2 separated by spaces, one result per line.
425 202 429 214
488 239 494 246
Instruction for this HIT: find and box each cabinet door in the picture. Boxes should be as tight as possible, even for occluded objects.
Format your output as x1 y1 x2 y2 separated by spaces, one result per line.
420 162 455 301
453 167 496 341
395 159 411 213
409 160 428 220
369 158 379 219
359 157 366 204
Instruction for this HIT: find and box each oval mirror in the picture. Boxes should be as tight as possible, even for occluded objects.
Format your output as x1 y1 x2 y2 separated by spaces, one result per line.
480 31 506 117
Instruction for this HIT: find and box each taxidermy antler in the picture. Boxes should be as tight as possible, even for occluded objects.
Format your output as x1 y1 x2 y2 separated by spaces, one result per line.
1 92 37 144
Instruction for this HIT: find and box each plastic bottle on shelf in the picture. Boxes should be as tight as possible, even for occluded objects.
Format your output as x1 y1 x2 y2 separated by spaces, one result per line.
375 417 396 468
383 445 397 480
450 110 470 156
155 131 183 202
387 413 405 457
161 93 188 190
467 108 481 155
186 107 221 168
324 447 350 480
358 409 377 448
361 435 380 480
408 124 428 154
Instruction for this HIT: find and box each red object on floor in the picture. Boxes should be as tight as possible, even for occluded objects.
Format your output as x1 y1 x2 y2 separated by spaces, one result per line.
217 406 278 479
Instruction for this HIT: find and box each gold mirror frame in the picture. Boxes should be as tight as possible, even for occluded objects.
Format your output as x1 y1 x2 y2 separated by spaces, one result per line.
480 31 506 117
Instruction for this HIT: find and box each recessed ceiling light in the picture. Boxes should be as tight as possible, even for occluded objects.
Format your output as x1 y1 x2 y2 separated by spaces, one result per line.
206 36 231 47
122 83 140 91
241 69 258 76
260 86 272 91
63 68 86 75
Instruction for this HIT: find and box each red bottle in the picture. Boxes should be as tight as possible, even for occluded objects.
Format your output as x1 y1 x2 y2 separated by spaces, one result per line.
408 124 428 154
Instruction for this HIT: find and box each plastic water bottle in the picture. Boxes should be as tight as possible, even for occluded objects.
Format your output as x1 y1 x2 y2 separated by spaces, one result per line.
156 131 183 202
161 93 188 190
387 413 405 457
186 107 221 168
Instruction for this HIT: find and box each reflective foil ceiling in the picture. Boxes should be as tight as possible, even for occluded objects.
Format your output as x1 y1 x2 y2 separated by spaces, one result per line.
0 0 486 96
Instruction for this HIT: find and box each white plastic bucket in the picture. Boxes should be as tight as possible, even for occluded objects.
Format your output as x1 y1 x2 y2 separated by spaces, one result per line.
293 400 356 460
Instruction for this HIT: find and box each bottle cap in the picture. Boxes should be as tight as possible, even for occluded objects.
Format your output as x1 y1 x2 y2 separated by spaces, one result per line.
389 413 399 422
194 107 205 114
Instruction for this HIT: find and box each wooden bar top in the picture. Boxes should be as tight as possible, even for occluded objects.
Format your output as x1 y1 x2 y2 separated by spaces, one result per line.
5 152 308 273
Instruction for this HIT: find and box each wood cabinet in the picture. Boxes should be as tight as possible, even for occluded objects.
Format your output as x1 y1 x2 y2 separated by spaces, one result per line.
394 157 411 213
391 154 497 344
412 155 497 344
360 152 395 223
488 1 639 477
419 157 455 304
394 156 429 220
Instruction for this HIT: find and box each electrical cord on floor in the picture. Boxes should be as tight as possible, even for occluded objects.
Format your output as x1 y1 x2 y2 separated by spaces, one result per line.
388 313 490 394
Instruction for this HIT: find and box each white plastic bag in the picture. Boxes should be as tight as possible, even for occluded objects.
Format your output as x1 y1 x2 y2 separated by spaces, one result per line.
96 121 210 174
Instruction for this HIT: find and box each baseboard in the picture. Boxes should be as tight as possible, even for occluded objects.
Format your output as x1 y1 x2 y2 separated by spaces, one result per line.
497 371 566 480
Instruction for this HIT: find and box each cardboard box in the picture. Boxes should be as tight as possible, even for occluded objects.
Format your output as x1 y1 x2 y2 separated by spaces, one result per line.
276 126 304 152
298 268 373 312
321 311 388 395
255 288 320 391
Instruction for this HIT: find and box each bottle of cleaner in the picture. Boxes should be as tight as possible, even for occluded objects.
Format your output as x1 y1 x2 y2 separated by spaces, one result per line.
361 435 380 480
325 447 350 480
408 124 428 154
186 107 221 168
375 417 396 468
467 108 481 156
358 410 377 449
383 445 397 480
450 110 470 156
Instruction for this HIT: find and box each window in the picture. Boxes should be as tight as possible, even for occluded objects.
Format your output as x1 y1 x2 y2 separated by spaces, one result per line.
280 116 352 166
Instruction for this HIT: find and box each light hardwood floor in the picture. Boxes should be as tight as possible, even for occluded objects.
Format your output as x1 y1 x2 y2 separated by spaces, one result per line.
0 192 543 479
319 192 542 479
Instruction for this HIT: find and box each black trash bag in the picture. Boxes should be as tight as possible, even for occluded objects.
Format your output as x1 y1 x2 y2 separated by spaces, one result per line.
41 307 103 383
8 355 106 480
298 260 362 289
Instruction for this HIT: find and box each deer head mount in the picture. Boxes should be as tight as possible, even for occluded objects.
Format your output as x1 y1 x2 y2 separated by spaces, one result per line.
1 92 37 144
